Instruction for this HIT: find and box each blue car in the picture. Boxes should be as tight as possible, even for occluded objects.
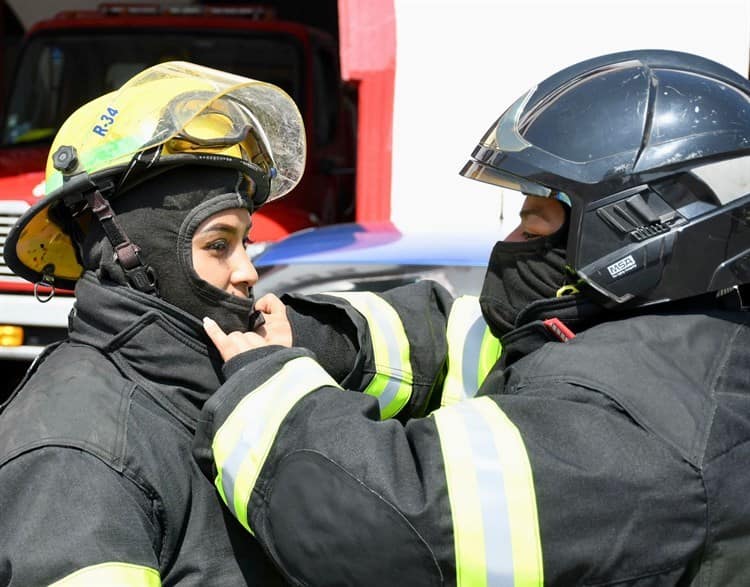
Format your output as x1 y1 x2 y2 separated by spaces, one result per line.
253 221 498 297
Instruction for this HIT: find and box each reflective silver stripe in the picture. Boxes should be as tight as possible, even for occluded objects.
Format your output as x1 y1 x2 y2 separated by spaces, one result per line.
461 316 487 396
442 296 501 407
212 356 339 533
49 562 161 586
434 397 543 586
326 292 412 418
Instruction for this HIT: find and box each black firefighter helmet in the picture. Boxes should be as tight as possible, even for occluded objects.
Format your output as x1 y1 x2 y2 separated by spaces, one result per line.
461 49 750 308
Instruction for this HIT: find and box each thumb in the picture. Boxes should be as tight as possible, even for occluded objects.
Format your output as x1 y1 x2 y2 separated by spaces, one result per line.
255 293 285 315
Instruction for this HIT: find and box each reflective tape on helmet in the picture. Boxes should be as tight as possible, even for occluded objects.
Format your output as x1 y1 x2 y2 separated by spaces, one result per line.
442 297 502 408
327 292 413 419
49 562 161 586
212 356 340 533
434 397 543 586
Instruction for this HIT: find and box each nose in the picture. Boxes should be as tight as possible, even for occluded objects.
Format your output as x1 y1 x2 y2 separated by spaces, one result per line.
231 248 259 290
504 223 526 242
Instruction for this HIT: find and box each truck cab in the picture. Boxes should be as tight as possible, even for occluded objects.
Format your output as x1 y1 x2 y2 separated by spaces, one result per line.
0 3 356 361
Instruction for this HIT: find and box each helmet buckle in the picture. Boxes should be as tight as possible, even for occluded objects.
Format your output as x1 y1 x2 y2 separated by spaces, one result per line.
33 265 56 303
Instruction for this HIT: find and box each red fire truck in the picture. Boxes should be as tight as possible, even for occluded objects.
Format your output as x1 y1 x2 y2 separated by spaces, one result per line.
0 3 356 361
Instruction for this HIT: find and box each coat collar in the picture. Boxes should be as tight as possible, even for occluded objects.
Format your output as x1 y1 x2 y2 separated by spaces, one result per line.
497 290 729 369
498 293 608 368
69 272 224 428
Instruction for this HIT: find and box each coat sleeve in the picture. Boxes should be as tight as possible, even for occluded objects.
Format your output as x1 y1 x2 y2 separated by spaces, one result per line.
283 280 456 418
193 346 542 587
0 447 163 586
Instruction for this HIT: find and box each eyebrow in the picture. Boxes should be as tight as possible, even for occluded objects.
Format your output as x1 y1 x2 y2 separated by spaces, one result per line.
198 222 252 235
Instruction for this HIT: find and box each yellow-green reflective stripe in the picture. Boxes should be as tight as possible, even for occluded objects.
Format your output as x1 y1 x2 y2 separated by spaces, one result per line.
443 297 501 407
50 562 161 586
327 292 412 419
478 328 502 383
434 397 543 587
212 356 339 533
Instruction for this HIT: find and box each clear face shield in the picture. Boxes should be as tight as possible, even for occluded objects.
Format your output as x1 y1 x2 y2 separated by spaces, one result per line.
45 61 305 202
160 91 280 203
166 95 276 172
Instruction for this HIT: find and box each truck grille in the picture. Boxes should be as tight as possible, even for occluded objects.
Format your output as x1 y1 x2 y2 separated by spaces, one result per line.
0 201 29 283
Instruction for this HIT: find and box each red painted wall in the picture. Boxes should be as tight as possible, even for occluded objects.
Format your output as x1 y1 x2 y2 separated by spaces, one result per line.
338 0 396 222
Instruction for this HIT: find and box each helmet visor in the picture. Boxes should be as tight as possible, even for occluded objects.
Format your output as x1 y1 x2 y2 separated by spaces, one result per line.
459 160 553 197
459 87 548 196
460 86 578 205
480 88 535 153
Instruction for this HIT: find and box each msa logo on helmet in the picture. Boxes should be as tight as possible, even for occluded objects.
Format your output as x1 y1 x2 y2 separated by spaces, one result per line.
607 255 637 279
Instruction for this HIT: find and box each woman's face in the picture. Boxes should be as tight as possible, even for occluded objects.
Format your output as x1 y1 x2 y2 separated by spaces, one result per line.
191 207 258 298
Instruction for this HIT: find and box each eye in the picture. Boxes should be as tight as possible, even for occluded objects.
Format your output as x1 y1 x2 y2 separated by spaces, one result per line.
205 239 229 253
522 231 541 240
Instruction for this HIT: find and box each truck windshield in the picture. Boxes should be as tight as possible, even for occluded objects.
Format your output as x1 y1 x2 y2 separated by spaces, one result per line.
1 31 303 145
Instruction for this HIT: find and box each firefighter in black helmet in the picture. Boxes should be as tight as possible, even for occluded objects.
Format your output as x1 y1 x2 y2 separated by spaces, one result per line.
193 50 750 585
0 61 304 585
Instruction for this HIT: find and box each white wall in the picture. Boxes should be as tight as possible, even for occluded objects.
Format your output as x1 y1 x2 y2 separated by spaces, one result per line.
391 0 750 237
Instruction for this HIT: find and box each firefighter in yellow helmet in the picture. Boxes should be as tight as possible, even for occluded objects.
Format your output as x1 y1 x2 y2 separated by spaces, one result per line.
0 61 303 584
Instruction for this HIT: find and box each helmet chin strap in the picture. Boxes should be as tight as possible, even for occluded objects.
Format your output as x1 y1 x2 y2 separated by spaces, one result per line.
83 187 159 295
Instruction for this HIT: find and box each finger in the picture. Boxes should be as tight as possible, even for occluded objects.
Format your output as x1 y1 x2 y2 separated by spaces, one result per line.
255 293 285 314
224 330 268 358
203 317 230 357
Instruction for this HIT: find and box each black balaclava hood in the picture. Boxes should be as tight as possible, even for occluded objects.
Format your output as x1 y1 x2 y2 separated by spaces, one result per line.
479 211 570 339
81 165 257 333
